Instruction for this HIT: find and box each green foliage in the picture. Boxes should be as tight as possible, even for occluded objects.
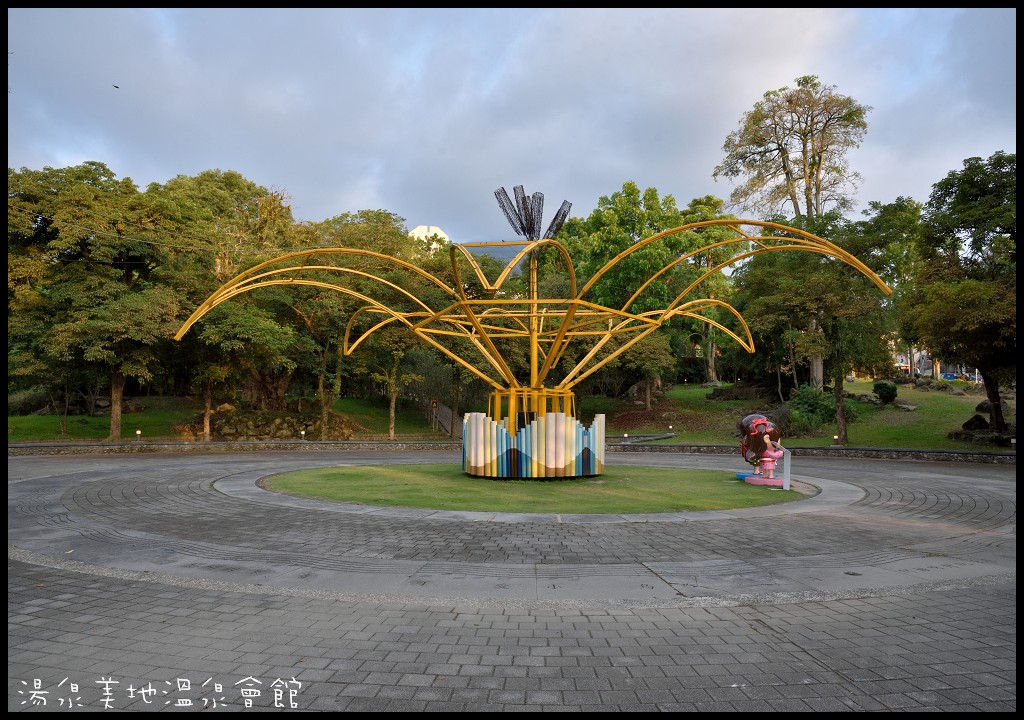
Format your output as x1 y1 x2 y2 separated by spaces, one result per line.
873 380 898 404
785 384 860 425
7 380 998 450
8 151 1013 444
7 387 52 416
714 75 871 219
559 181 699 313
785 407 824 436
905 151 1016 431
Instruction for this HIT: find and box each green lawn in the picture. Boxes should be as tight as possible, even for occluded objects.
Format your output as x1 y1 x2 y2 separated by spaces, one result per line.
603 379 1004 451
10 381 1006 515
261 463 803 514
7 379 1010 451
7 396 203 442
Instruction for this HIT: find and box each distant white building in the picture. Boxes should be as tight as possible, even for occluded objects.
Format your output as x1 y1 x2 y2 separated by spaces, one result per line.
408 225 449 251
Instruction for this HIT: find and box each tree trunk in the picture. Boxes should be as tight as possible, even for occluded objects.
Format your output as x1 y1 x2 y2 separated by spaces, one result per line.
981 372 1007 432
388 388 398 440
318 349 330 436
203 384 213 442
809 318 824 390
388 355 400 440
788 336 799 391
833 372 848 445
332 346 344 401
932 358 941 380
810 356 824 391
244 368 291 411
450 377 461 439
107 370 126 441
705 333 718 382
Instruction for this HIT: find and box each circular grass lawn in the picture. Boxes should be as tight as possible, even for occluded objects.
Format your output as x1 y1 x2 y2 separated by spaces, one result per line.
260 464 806 514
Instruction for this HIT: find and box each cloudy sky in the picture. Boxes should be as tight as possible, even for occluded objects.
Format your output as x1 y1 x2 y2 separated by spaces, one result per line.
8 8 1016 243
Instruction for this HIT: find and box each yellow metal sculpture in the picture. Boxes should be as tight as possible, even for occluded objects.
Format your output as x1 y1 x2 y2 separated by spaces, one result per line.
175 187 892 478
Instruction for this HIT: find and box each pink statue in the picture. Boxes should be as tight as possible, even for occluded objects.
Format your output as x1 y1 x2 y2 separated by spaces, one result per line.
759 442 785 479
738 414 780 474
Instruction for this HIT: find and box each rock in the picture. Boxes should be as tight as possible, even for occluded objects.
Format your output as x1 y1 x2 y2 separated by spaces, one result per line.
975 398 1014 418
962 414 990 431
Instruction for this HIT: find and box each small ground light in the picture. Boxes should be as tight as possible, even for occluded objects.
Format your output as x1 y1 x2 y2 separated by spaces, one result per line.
833 435 839 444
135 429 141 441
300 430 305 440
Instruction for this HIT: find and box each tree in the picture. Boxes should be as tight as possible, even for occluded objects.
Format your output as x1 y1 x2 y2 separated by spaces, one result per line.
358 327 424 440
854 197 927 381
149 170 302 417
675 195 740 382
557 182 709 396
728 213 895 443
906 152 1016 432
8 162 181 440
714 76 872 391
289 210 417 433
561 181 693 314
713 75 871 219
618 332 676 410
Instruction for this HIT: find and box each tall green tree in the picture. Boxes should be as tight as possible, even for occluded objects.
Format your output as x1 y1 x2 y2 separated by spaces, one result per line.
714 76 872 390
853 197 927 380
905 151 1016 431
618 332 677 410
557 182 707 395
289 209 417 432
728 213 894 443
358 326 424 440
713 75 871 219
149 170 301 418
675 195 739 382
561 181 692 313
9 162 181 440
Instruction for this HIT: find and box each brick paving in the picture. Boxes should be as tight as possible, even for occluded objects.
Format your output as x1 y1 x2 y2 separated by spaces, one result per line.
8 450 1015 712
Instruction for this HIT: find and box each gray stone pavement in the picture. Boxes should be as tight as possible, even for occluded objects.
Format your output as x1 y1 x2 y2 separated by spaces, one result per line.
8 449 1016 712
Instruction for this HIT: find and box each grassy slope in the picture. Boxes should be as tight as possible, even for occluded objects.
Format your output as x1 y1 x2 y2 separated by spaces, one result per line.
598 379 1006 450
8 380 1012 451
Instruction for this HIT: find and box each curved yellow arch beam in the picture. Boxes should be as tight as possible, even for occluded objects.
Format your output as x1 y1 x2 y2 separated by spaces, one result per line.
174 249 458 341
174 220 892 415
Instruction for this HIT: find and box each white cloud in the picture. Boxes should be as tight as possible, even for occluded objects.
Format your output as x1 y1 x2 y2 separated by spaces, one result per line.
8 8 1015 242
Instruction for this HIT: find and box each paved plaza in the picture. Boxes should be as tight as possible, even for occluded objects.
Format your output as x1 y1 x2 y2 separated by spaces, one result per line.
8 449 1016 711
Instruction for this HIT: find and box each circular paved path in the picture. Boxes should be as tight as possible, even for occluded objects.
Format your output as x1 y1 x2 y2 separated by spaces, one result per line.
8 450 1016 711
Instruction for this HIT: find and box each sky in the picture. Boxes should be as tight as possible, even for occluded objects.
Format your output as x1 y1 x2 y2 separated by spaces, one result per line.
7 8 1016 244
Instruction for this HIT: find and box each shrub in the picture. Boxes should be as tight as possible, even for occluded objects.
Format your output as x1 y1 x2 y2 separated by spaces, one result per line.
785 384 861 432
873 380 898 404
7 387 51 416
787 385 837 423
786 407 823 436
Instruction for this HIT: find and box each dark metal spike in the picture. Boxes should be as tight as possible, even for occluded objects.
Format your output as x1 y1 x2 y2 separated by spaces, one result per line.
543 200 572 239
494 187 527 236
528 193 544 241
514 185 530 237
